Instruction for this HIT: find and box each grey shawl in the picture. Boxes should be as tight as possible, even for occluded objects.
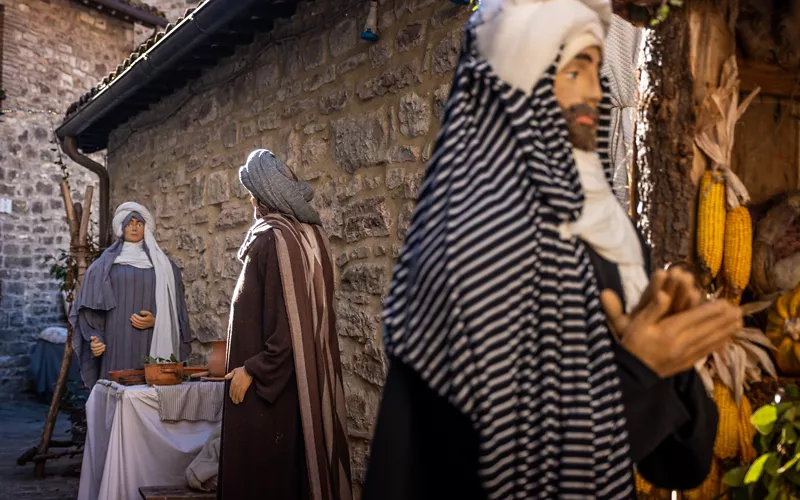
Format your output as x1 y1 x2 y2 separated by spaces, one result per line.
239 149 322 225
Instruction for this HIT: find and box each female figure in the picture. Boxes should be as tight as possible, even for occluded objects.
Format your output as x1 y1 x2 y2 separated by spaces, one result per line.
71 202 190 387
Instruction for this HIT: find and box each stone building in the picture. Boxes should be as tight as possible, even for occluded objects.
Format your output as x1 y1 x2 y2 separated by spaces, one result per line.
0 0 166 398
56 0 638 490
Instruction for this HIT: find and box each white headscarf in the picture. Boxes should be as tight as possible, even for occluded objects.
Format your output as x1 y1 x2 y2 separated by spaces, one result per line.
112 202 181 360
475 0 611 95
566 150 648 311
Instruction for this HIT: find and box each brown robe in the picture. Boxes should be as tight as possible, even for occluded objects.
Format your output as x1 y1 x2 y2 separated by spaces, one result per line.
218 215 352 500
217 229 309 500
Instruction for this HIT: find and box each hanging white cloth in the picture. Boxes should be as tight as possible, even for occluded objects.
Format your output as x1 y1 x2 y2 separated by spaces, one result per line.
562 149 649 312
111 202 180 360
114 240 154 269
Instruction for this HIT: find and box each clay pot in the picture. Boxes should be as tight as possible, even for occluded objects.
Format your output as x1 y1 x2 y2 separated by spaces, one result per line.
208 339 227 377
144 362 184 386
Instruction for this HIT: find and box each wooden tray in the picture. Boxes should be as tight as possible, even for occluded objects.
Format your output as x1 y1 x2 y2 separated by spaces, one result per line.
200 376 226 382
117 374 146 386
108 369 145 384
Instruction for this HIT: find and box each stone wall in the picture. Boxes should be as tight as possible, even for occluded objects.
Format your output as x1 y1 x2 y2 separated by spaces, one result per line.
0 0 136 398
105 0 470 490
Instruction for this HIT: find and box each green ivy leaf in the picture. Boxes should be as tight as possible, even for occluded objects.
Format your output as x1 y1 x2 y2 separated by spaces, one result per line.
778 454 800 475
766 453 782 477
786 425 798 445
752 406 779 435
786 407 797 423
746 454 771 484
723 467 748 487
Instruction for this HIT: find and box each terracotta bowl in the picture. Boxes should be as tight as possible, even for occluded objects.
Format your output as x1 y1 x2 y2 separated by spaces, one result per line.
144 362 184 386
208 340 227 378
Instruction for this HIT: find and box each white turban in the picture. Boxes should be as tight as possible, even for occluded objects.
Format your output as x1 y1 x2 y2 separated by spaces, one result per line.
474 0 611 94
112 202 181 360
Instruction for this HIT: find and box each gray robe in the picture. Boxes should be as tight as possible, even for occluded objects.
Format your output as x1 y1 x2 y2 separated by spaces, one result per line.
70 239 190 388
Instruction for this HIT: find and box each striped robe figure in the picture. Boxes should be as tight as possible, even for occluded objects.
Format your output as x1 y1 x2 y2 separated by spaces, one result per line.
364 20 717 500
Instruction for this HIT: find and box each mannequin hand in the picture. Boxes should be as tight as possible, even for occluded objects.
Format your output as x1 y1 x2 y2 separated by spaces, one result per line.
225 366 253 404
608 268 702 342
601 288 742 379
89 336 106 357
131 311 156 330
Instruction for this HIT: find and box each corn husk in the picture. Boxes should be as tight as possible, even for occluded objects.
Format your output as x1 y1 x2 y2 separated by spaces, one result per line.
695 327 778 406
694 56 761 210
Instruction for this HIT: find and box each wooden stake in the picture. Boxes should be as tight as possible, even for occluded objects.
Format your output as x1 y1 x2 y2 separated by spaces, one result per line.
34 181 92 477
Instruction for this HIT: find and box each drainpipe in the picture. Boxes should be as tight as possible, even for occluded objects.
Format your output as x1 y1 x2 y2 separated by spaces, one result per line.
61 136 111 248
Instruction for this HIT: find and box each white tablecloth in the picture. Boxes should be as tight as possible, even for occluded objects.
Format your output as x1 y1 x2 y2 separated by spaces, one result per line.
78 381 221 500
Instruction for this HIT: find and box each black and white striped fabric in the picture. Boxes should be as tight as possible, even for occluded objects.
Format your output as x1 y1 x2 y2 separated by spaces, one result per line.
382 25 633 499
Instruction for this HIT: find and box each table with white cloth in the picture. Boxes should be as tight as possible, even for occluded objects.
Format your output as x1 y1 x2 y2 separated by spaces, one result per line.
78 380 223 500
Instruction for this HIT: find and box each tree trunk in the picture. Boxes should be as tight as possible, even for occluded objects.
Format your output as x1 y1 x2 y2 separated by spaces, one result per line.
634 0 737 272
634 5 697 271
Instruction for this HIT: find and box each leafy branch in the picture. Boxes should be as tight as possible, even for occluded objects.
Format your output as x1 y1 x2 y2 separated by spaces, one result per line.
724 385 800 499
144 354 179 365
651 0 684 26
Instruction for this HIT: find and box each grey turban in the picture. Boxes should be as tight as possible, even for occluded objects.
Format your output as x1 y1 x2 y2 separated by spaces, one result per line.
239 149 322 226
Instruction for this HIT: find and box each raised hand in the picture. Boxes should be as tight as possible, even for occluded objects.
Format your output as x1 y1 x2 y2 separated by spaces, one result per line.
131 310 156 330
601 282 742 379
225 366 253 404
90 336 106 358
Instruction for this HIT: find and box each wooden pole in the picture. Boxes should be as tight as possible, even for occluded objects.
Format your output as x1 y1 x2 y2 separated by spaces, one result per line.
33 181 90 477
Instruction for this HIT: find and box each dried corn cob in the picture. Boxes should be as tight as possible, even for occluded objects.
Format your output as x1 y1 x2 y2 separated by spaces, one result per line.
634 472 653 496
722 206 752 304
713 381 739 460
697 171 726 279
684 457 721 500
738 394 757 463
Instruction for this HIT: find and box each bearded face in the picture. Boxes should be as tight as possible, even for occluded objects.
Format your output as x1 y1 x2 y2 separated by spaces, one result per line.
553 46 603 152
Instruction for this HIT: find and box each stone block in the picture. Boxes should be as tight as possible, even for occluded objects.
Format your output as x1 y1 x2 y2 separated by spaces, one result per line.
186 280 207 314
341 264 387 296
331 111 388 173
434 83 450 121
356 60 422 101
390 146 420 163
369 41 392 69
222 122 238 148
404 169 425 200
398 92 431 137
189 174 205 209
215 208 251 229
385 168 404 191
395 21 426 53
304 34 326 70
342 197 391 243
433 28 462 75
282 39 302 80
191 313 224 343
206 171 230 205
336 53 367 76
303 67 336 93
397 201 415 240
177 228 205 252
329 18 357 57
319 86 351 115
257 109 279 131
336 300 381 343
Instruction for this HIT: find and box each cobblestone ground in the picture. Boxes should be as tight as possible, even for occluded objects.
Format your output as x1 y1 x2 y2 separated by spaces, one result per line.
0 399 81 500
